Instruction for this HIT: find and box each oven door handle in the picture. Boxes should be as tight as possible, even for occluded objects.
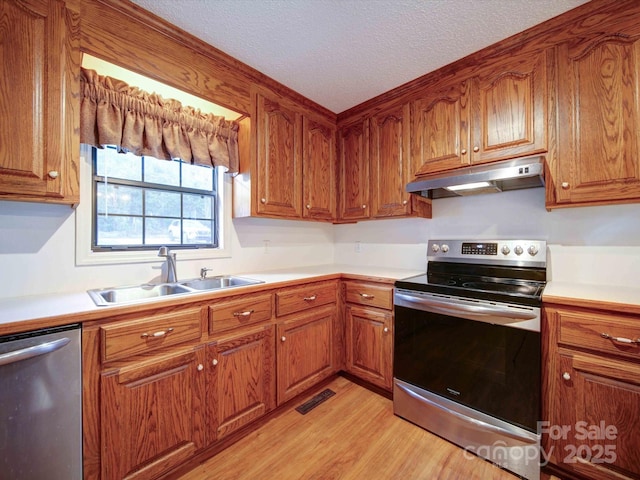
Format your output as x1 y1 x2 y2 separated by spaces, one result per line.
394 292 537 320
396 382 539 444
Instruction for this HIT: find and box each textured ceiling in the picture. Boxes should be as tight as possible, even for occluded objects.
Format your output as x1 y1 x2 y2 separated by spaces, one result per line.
130 0 589 114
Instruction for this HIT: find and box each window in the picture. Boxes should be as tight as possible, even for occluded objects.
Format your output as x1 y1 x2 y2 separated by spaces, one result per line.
92 146 218 251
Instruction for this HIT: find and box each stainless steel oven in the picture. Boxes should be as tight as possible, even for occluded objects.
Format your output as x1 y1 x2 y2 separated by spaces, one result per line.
393 239 546 480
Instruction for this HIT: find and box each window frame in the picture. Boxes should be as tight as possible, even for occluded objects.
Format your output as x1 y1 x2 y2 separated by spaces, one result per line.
75 144 232 266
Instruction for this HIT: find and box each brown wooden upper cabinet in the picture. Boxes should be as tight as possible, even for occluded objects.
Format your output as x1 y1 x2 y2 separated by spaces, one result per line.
255 93 303 218
370 103 412 217
553 33 640 206
412 49 549 177
338 118 370 221
0 0 80 205
302 116 337 221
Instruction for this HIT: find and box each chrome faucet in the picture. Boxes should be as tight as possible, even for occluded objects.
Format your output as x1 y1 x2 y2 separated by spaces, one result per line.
200 267 213 279
158 246 178 283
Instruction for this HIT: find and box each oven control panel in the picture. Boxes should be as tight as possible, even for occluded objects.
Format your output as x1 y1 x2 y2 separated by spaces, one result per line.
428 239 546 267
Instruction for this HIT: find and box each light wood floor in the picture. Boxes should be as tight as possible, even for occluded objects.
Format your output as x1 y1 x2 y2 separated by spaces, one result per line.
178 376 538 480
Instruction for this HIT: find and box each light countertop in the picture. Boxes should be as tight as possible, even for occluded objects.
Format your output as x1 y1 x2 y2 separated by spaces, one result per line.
0 264 423 334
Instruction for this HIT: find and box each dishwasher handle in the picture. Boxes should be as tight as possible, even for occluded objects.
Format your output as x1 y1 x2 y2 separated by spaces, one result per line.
0 337 71 366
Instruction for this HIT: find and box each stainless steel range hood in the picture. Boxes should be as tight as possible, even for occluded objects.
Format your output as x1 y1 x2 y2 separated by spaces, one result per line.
406 157 545 199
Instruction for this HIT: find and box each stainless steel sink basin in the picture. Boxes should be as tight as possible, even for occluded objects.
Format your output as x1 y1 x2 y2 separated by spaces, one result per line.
88 275 264 306
180 275 263 290
88 283 193 306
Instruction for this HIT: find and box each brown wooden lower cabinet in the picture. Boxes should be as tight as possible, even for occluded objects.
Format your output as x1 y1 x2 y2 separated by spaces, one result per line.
207 324 276 441
100 346 206 480
544 306 640 480
276 304 336 405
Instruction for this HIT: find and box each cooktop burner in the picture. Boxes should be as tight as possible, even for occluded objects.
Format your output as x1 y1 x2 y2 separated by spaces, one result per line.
395 239 547 307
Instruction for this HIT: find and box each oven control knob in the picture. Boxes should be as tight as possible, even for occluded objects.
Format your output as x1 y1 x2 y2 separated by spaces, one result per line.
501 245 510 255
527 245 539 256
441 244 449 253
514 245 524 256
431 244 440 253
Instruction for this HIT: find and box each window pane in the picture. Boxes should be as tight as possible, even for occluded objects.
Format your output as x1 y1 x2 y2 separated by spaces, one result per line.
183 163 214 190
144 156 180 186
96 215 142 246
96 148 142 181
145 217 175 245
183 193 212 219
96 183 142 215
182 219 213 245
145 189 181 217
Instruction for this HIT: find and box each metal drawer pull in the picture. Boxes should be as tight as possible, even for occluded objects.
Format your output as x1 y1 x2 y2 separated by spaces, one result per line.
359 293 375 299
141 327 174 339
303 295 317 302
601 333 640 344
233 310 254 317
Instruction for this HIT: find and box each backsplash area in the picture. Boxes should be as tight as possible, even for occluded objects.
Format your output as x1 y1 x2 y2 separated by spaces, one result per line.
1 188 640 299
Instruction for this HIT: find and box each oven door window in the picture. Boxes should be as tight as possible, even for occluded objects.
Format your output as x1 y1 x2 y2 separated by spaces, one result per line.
394 305 540 432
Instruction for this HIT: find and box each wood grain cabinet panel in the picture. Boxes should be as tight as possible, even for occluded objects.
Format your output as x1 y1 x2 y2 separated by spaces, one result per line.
344 281 393 311
255 93 302 218
0 0 80 204
208 293 272 335
302 116 337 221
370 103 412 217
554 34 640 205
544 306 640 480
275 281 337 317
338 119 370 221
207 325 276 441
100 347 206 480
276 305 336 404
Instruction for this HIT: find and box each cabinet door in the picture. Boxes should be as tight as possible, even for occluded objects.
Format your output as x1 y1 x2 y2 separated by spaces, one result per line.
411 79 471 176
471 49 548 165
338 120 370 220
302 116 336 221
255 93 302 217
277 305 335 404
100 347 206 480
555 35 640 204
208 325 276 441
370 103 412 217
0 0 80 203
551 352 640 480
345 305 393 390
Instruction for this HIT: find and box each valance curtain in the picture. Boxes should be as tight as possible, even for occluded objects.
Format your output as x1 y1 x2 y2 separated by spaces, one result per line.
80 67 239 173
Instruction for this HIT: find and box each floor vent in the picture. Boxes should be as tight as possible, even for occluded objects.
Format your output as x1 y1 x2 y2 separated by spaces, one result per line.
295 389 336 415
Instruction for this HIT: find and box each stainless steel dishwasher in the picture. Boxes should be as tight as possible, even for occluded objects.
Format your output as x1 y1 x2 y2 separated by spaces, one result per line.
0 324 82 480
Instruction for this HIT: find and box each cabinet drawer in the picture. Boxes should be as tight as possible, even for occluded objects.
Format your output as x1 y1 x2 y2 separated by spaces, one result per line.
276 282 337 317
209 293 273 334
101 307 202 362
558 309 640 360
344 281 393 310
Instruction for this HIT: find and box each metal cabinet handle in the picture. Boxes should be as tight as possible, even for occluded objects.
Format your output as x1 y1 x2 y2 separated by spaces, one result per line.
212 359 218 366
303 295 317 302
281 336 286 342
383 327 389 333
48 170 59 179
233 310 254 317
197 364 204 371
561 182 570 189
140 327 174 339
359 293 375 299
261 198 266 203
601 333 640 345
473 146 479 152
0 337 70 366
361 204 366 209
562 372 571 381
306 204 311 209
461 148 467 155
402 200 408 205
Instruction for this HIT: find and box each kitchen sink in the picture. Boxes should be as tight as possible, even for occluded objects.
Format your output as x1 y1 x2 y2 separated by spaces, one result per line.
180 275 262 290
88 275 264 306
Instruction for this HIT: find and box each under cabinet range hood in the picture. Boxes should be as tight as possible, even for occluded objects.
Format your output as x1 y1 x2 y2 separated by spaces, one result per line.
406 157 545 199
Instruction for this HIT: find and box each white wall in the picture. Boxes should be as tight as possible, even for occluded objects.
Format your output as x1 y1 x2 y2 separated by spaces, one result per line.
0 201 334 299
2 186 640 299
334 187 640 271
